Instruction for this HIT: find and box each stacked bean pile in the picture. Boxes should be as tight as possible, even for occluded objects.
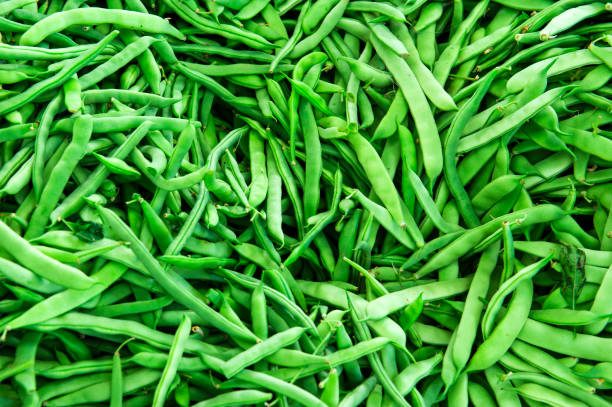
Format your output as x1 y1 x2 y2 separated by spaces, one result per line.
0 0 611 405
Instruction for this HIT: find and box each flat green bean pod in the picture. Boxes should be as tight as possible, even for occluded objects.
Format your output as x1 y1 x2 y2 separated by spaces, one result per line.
481 254 553 337
192 390 273 407
20 8 184 46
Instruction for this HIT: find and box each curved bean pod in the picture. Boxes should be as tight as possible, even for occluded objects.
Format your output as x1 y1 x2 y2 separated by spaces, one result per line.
20 8 184 46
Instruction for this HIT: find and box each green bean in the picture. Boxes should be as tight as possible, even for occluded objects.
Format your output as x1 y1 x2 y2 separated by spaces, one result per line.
268 134 305 238
79 36 159 90
348 132 404 224
557 127 612 162
175 63 262 116
370 33 442 183
117 81 146 104
320 368 340 406
503 372 609 407
484 365 521 407
45 369 162 406
509 50 600 93
12 331 41 407
530 308 610 326
338 376 377 407
158 255 236 269
31 232 145 273
348 295 409 407
407 169 460 234
110 347 123 407
0 31 118 116
92 296 173 318
36 312 231 358
392 353 442 401
51 121 152 222
365 277 472 321
246 131 268 208
0 360 33 383
63 75 82 113
238 369 327 407
456 24 513 66
131 351 210 371
391 21 458 111
289 0 348 58
457 35 581 98
368 20 409 58
185 61 294 77
540 3 609 40
0 0 34 15
250 282 268 341
261 4 287 37
416 21 437 68
446 371 468 407
284 75 333 116
372 90 408 141
173 44 274 63
0 257 62 294
433 0 489 86
97 206 256 342
39 358 117 379
0 42 100 60
350 2 406 21
264 143 284 243
21 8 183 46
168 5 276 50
458 86 571 153
4 262 126 330
451 241 499 374
106 2 161 93
414 3 444 31
37 371 110 401
466 381 496 407
96 153 140 176
482 253 553 337
301 281 407 345
467 280 533 372
303 0 337 33
270 1 310 72
284 168 340 267
152 315 191 407
514 382 590 407
518 317 612 362
53 114 196 132
218 268 315 332
493 0 553 8
416 205 565 278
222 327 305 377
585 264 612 334
331 324 362 383
339 56 393 88
353 190 417 249
472 174 524 216
0 220 95 290
193 390 273 407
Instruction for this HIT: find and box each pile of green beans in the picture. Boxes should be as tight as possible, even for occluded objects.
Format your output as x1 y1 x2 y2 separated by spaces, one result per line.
0 0 611 405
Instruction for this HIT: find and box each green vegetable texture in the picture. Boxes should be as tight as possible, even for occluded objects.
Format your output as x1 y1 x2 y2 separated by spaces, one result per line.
0 0 611 406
